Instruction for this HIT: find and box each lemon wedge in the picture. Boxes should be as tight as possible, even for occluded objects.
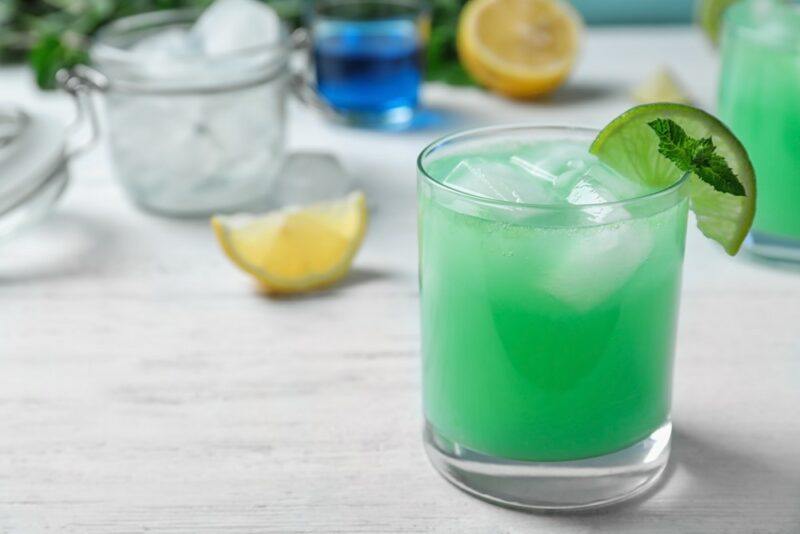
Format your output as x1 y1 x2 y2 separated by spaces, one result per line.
457 0 582 99
212 192 368 294
631 67 692 105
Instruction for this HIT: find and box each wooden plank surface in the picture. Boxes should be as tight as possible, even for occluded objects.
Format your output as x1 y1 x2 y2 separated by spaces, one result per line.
1 27 799 533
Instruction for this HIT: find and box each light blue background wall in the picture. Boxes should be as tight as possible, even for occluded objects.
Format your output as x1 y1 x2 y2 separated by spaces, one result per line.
570 0 695 24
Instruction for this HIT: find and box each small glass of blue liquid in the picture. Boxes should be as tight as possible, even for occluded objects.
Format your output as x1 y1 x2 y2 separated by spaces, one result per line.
309 0 429 129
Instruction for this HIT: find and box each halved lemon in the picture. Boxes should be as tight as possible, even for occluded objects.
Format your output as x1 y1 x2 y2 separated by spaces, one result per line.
212 192 368 294
457 0 583 98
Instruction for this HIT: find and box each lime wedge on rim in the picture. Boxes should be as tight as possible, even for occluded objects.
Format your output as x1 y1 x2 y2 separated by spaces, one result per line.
697 0 739 45
590 103 756 255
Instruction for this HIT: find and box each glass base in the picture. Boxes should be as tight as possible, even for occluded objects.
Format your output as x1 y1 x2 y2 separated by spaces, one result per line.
744 231 800 262
332 105 415 130
423 420 671 511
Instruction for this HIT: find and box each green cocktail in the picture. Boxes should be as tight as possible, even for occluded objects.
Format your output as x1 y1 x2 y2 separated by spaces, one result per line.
418 126 689 509
417 104 755 510
719 0 800 257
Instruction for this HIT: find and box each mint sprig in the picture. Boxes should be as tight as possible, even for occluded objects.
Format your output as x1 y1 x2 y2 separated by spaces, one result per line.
647 118 745 196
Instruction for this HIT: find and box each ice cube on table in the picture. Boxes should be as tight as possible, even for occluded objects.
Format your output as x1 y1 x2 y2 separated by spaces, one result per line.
442 157 559 205
192 0 282 56
272 152 355 207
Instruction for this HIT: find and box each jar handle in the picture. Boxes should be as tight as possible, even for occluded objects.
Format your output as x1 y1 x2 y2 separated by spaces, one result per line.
56 65 108 158
289 28 340 121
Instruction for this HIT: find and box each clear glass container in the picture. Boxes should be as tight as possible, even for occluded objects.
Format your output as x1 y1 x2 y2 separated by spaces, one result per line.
66 9 291 216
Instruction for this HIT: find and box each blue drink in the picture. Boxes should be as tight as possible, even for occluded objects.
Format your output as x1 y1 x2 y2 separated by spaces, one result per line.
314 22 422 116
310 0 428 128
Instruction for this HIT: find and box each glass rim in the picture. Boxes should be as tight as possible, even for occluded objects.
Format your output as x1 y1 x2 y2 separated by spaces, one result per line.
722 1 800 51
312 0 429 19
417 124 690 212
91 8 292 71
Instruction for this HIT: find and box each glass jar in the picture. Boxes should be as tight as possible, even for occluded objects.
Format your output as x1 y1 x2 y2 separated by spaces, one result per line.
62 9 290 216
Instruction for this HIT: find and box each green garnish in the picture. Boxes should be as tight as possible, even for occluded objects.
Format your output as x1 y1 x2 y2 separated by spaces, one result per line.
2 0 475 90
591 103 755 254
648 118 746 197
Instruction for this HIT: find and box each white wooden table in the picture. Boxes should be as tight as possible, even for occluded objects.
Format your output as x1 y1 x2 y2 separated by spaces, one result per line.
1 27 799 533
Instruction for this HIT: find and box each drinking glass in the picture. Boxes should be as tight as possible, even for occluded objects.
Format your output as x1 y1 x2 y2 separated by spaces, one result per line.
301 0 429 129
417 126 690 510
719 0 800 260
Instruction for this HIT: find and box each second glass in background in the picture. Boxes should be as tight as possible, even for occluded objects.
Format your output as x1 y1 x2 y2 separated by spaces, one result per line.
719 0 800 260
308 0 429 129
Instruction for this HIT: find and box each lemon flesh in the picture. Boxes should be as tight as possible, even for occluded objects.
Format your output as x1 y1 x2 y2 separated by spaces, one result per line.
212 192 368 294
457 0 582 98
631 67 692 105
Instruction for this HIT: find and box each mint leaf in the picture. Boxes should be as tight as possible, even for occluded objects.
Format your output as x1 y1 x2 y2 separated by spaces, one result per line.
647 118 746 196
647 118 693 168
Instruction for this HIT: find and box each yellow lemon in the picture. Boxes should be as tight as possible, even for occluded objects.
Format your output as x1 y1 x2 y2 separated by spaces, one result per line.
457 0 583 99
632 67 692 105
212 191 368 295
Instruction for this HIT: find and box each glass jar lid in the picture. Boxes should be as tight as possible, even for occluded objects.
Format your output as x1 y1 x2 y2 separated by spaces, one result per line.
90 9 291 93
0 106 69 239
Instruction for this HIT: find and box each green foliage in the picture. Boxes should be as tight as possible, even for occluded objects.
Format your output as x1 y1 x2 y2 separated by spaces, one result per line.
648 118 746 197
1 0 209 87
426 0 474 86
29 33 90 89
0 0 472 89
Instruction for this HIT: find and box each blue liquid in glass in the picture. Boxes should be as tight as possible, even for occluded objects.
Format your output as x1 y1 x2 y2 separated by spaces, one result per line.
314 20 422 115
